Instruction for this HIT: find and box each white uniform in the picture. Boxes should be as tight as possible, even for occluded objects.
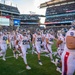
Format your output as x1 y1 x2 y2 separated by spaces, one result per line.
34 34 42 53
46 33 55 53
1 34 8 52
10 32 17 49
42 34 47 50
7 33 11 49
0 34 8 60
32 33 36 54
19 35 29 64
15 33 22 49
46 33 55 60
13 33 21 50
27 34 31 49
61 29 75 75
57 34 65 56
10 34 15 48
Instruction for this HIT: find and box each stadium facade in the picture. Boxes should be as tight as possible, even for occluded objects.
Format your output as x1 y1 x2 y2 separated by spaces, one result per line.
0 3 43 28
40 0 75 26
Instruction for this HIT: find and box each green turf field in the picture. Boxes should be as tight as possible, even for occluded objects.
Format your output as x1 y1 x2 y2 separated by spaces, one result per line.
0 44 75 75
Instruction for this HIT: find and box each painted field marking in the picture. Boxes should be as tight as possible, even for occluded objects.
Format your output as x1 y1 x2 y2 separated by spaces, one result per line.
0 56 14 59
18 70 25 74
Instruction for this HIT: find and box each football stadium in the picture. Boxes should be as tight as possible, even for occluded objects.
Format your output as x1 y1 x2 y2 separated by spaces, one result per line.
0 0 75 75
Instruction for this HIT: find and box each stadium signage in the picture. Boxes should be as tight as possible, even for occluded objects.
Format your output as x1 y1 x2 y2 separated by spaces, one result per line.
0 16 10 26
45 21 73 24
13 19 20 26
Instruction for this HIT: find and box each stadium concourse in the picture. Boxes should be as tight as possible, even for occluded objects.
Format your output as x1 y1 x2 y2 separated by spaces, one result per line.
0 0 75 75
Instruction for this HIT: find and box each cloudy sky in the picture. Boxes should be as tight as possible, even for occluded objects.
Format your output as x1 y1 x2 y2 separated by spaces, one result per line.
0 0 50 15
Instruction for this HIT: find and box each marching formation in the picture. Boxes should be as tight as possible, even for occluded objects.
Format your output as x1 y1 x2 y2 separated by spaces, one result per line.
0 20 75 75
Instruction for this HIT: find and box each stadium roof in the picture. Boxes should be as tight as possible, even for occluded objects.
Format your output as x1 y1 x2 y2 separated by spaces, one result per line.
40 0 75 8
20 14 45 17
0 3 20 14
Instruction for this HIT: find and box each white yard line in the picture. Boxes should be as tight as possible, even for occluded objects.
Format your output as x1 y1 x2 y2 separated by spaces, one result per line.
41 54 49 57
18 70 25 74
6 56 14 58
0 56 14 59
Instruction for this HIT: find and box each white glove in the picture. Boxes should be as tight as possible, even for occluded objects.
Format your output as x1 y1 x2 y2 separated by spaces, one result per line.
49 42 54 45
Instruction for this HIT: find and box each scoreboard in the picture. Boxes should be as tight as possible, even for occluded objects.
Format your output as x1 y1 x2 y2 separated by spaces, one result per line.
13 19 20 26
0 16 10 26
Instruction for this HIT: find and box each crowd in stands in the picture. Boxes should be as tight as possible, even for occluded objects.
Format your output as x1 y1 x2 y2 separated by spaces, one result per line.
0 3 40 26
46 3 75 16
20 15 40 25
20 15 39 21
45 2 75 25
0 3 19 14
46 14 75 22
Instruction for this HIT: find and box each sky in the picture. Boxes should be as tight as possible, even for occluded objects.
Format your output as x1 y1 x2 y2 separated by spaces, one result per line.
0 0 50 15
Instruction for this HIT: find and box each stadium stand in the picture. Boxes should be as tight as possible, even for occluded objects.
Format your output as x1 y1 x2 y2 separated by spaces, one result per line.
20 14 39 20
0 3 41 29
46 14 75 22
0 3 20 31
20 14 40 25
0 3 20 14
46 3 75 16
45 1 75 26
